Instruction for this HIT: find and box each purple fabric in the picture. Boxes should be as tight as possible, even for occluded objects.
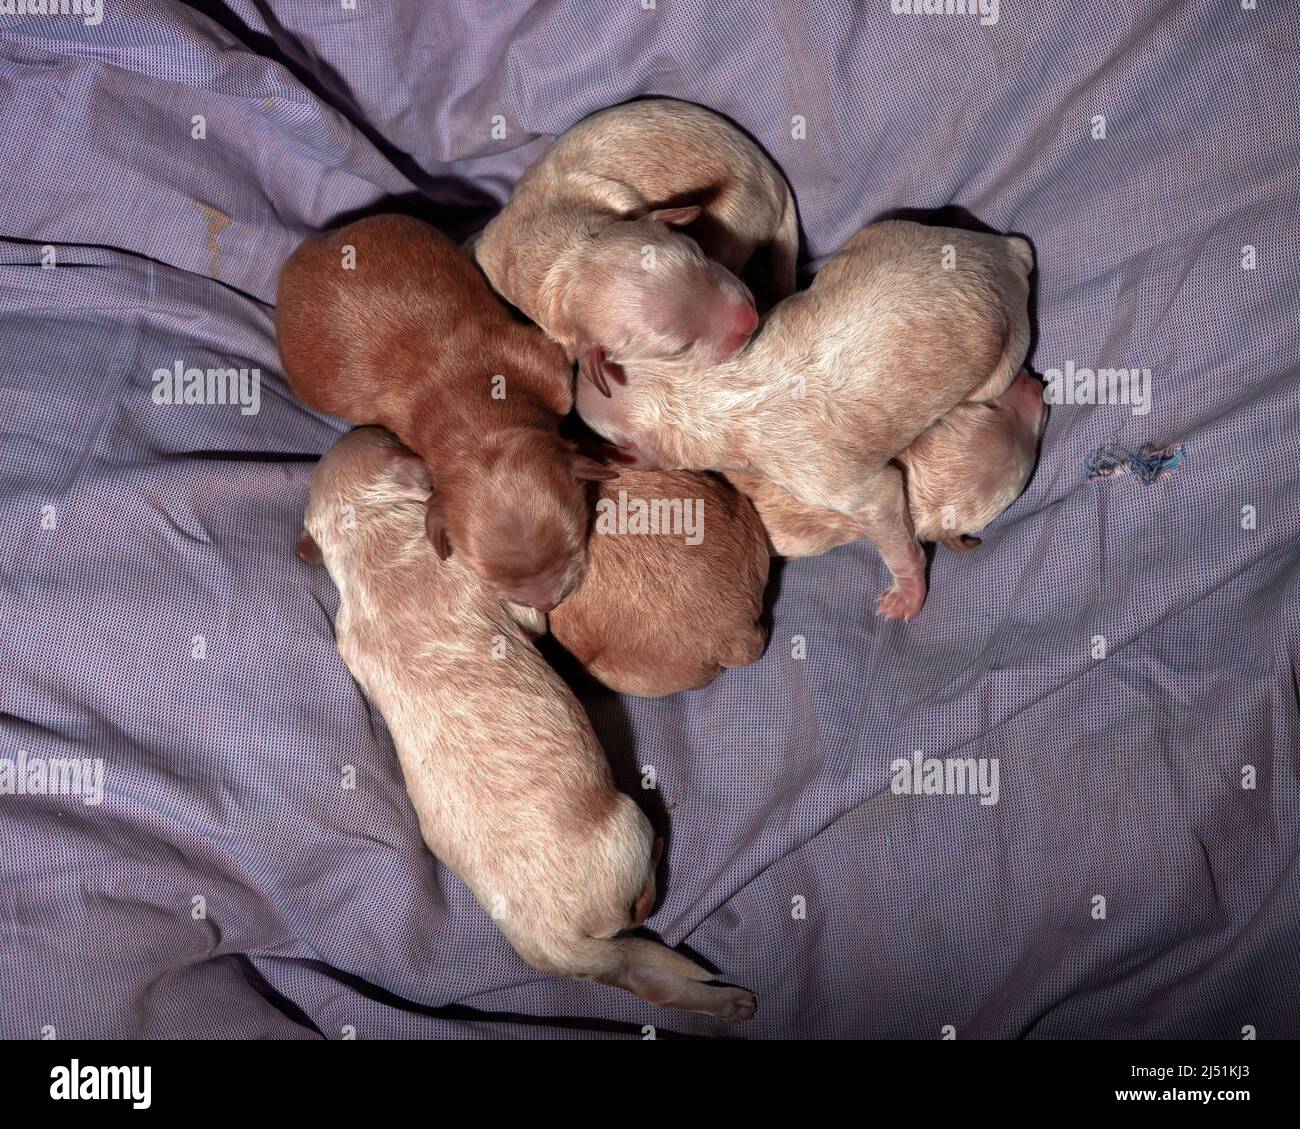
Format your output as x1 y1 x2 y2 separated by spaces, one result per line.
1 1 1297 1039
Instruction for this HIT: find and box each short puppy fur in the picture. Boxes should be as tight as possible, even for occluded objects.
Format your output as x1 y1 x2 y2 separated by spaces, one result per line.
550 470 770 697
730 369 1047 557
474 98 798 393
300 427 756 1021
578 220 1034 620
278 214 611 612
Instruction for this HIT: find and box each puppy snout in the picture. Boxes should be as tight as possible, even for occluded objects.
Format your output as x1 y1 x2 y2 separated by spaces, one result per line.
498 566 577 613
730 302 760 343
503 583 563 613
710 302 759 360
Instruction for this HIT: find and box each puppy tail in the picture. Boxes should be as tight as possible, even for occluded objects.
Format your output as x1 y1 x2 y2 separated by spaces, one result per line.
580 935 757 1022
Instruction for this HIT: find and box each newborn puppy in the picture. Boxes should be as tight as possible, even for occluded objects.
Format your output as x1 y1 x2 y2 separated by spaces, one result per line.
277 214 611 612
898 369 1047 548
300 428 756 1021
578 220 1034 620
474 98 798 393
549 470 770 697
730 370 1047 557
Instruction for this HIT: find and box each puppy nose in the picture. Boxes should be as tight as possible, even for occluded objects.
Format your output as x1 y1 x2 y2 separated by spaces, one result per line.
508 587 559 613
715 304 759 358
731 303 759 340
502 573 568 613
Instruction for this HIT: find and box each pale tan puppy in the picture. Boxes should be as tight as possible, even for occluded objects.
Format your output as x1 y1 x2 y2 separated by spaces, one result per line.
577 220 1034 621
550 471 770 697
725 473 862 559
898 369 1046 547
474 98 798 394
730 370 1047 557
299 428 756 1021
278 214 613 613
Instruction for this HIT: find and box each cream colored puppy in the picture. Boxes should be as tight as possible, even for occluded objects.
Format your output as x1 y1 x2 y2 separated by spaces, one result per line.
730 369 1047 557
474 98 798 394
578 221 1034 620
299 427 755 1021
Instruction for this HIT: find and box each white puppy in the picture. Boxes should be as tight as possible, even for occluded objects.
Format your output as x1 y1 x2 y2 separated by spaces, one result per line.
474 98 798 393
299 427 756 1021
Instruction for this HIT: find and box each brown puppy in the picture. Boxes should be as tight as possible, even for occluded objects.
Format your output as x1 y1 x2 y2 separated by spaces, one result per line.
300 428 756 1021
474 98 798 393
550 471 770 697
577 220 1034 620
731 370 1047 557
277 214 611 612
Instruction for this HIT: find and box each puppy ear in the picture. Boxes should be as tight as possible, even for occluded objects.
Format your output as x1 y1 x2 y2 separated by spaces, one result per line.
391 453 431 493
297 531 324 565
424 492 451 560
569 452 619 481
647 205 702 227
577 340 620 398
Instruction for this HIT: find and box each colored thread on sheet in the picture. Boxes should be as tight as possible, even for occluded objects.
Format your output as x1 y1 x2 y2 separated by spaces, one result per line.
1085 442 1184 484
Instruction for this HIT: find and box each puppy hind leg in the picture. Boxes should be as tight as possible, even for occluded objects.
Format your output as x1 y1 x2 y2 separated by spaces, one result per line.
851 466 928 621
518 914 755 1020
596 937 757 1022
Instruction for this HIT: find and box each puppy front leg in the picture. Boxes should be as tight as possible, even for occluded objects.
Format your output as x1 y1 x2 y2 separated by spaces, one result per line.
851 466 928 621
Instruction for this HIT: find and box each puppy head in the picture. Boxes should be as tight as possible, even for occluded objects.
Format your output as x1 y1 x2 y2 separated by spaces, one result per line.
301 427 433 559
564 209 758 392
431 430 612 611
901 371 1047 548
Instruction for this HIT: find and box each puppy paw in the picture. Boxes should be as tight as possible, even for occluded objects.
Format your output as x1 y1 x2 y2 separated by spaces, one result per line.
713 986 757 1023
875 576 926 621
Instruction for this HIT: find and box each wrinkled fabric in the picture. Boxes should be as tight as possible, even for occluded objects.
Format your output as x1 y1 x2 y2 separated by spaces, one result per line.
0 1 1296 1039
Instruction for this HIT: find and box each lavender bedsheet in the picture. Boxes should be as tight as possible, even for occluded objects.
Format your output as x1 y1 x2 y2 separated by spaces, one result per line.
1 1 1297 1038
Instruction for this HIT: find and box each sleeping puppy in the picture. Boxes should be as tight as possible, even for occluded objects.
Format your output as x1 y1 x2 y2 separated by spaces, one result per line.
549 470 770 697
730 370 1047 557
577 220 1034 620
474 98 798 394
299 427 756 1021
898 369 1046 548
277 214 612 612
